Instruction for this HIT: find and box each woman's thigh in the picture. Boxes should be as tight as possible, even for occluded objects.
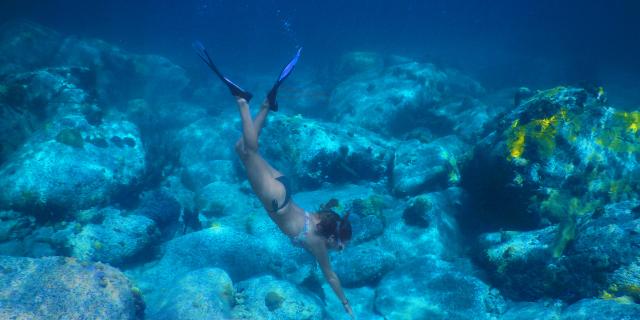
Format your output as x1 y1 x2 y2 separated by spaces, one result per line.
241 152 285 208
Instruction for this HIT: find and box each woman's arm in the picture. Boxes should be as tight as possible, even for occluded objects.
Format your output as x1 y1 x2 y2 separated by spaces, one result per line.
310 244 354 318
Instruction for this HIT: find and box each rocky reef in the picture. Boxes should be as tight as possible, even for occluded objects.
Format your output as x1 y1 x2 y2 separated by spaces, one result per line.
0 21 639 319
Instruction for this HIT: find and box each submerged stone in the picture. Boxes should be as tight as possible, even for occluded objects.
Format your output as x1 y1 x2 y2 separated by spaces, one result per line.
0 256 143 319
55 128 84 148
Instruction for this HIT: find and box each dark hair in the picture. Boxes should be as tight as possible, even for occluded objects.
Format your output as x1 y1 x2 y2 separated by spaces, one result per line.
315 210 352 244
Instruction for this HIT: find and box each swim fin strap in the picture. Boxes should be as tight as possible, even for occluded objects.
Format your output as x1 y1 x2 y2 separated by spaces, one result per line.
193 41 253 102
267 47 302 111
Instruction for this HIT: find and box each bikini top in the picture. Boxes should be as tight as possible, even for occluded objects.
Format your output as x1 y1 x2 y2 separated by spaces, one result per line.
291 211 310 247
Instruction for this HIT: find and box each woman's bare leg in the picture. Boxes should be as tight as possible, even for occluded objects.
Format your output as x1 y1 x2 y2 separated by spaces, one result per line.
253 99 270 137
236 97 258 151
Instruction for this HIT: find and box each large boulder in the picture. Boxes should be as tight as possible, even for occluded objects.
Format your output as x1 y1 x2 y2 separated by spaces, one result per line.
133 226 313 297
375 255 505 319
0 21 63 76
329 57 489 140
175 116 240 191
69 210 158 266
261 113 394 189
0 256 143 319
392 135 467 196
0 66 98 163
0 21 189 105
381 187 466 261
462 86 640 233
560 298 640 319
0 113 145 214
231 275 324 320
150 268 234 320
501 300 564 320
332 242 396 288
476 201 640 302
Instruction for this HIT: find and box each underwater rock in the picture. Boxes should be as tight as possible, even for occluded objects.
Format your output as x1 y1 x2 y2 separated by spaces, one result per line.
134 189 181 230
262 113 394 189
0 67 95 163
0 114 145 214
323 286 384 320
392 135 467 196
69 212 158 266
501 300 564 320
335 51 385 79
462 86 640 233
195 181 254 220
560 298 640 319
231 275 323 320
149 268 234 320
402 194 434 227
176 117 241 191
332 242 396 287
133 226 312 297
382 187 466 261
349 213 385 244
476 200 640 302
0 256 143 319
374 255 505 319
53 35 190 104
277 79 332 119
0 221 76 257
0 21 189 106
0 210 35 243
329 57 487 140
0 21 63 76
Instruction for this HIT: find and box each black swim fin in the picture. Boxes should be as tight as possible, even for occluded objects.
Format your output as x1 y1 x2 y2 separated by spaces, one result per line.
193 41 253 102
267 47 302 111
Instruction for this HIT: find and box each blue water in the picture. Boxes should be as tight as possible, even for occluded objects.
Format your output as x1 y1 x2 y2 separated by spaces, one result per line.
1 1 640 319
4 0 640 99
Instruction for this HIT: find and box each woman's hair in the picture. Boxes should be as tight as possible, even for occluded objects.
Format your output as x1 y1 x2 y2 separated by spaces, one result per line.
315 209 352 244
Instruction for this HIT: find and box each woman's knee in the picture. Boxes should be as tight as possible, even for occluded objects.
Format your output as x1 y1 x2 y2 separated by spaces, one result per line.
235 139 257 156
243 137 259 152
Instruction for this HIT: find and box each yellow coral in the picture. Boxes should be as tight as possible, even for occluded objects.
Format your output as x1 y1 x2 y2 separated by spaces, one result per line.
619 111 640 134
508 121 526 159
506 110 570 159
601 290 615 300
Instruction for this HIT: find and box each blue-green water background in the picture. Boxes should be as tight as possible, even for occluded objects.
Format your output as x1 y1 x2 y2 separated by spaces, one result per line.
4 0 639 104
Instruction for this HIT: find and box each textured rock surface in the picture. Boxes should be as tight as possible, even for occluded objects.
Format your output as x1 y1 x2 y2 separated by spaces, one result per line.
0 256 143 319
262 113 394 189
69 212 158 266
463 86 640 231
392 135 467 196
476 201 640 302
134 227 312 289
375 255 505 320
332 243 396 287
149 268 234 320
560 298 640 320
329 58 489 140
0 114 145 213
231 275 323 320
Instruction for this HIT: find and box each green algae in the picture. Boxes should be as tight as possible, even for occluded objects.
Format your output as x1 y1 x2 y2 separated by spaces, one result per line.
56 128 84 149
264 290 285 311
